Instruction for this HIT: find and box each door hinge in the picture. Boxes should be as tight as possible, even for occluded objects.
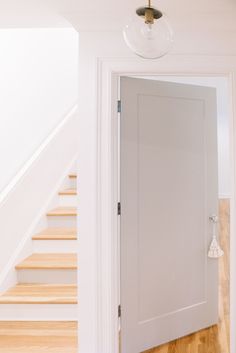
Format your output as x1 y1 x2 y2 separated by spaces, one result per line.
118 202 121 215
117 100 121 113
118 305 121 318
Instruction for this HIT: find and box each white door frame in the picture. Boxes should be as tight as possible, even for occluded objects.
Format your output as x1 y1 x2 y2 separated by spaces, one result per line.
95 56 236 353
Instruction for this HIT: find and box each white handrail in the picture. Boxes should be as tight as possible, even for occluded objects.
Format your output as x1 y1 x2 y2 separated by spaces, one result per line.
0 103 78 206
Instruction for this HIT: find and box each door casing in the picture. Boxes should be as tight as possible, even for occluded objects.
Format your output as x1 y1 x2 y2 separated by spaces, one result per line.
93 57 236 353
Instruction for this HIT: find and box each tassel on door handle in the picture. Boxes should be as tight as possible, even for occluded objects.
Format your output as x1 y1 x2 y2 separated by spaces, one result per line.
208 214 224 258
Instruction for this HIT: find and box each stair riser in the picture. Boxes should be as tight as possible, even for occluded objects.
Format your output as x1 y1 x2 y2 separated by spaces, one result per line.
0 304 77 321
17 269 77 284
47 216 76 228
70 178 77 189
59 195 77 207
33 240 78 253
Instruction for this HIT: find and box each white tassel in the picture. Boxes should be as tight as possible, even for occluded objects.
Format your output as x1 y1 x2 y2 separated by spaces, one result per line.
208 236 224 258
208 215 224 259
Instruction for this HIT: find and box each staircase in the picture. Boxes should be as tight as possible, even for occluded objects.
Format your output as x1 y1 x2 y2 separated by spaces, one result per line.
0 173 78 326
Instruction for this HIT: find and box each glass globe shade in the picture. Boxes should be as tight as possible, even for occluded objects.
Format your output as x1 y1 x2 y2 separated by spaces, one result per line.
123 10 174 59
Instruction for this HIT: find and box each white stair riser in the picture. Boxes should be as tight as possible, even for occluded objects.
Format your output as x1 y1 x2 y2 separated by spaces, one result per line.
33 240 78 253
0 303 77 321
17 269 77 284
59 195 77 207
70 178 77 189
47 216 76 228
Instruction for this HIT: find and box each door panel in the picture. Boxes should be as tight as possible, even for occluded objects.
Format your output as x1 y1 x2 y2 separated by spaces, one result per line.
120 77 218 353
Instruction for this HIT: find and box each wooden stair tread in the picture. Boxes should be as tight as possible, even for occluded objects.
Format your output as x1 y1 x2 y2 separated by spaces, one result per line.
0 320 77 330
0 284 77 304
32 228 77 240
15 254 77 270
59 188 77 196
69 174 77 179
0 321 77 352
47 207 77 217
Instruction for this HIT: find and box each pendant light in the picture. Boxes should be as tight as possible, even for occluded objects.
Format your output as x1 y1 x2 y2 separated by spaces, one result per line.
123 0 173 59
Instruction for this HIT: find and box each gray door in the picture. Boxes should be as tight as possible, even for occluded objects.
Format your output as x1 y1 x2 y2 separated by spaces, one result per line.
120 77 218 353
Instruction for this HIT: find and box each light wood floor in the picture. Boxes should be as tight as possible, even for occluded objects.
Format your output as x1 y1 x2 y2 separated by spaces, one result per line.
0 200 229 353
143 199 230 353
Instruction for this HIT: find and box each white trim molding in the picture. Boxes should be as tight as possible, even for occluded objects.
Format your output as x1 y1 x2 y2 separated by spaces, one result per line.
0 103 78 205
78 49 236 353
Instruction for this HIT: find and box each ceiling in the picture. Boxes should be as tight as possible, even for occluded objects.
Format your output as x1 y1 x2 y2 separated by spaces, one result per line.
0 0 236 32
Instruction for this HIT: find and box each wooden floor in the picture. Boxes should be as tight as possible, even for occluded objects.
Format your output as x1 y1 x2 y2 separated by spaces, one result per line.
0 200 229 352
143 199 230 353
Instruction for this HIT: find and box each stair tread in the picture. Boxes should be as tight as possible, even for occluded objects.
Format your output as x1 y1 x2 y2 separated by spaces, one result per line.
0 284 77 304
47 207 77 217
15 253 77 270
32 228 77 240
0 321 77 351
69 174 77 179
59 188 77 196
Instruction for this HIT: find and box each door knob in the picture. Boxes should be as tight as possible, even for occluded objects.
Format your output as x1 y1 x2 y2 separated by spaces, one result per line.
209 214 218 223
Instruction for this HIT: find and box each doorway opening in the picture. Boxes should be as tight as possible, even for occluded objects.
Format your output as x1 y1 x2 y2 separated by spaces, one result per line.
119 75 230 353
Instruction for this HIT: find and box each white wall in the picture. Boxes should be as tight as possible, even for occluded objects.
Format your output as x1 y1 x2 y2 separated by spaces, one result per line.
77 31 235 353
0 28 78 194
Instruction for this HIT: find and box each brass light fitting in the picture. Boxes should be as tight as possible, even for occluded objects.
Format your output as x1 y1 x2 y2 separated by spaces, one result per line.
136 0 163 25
